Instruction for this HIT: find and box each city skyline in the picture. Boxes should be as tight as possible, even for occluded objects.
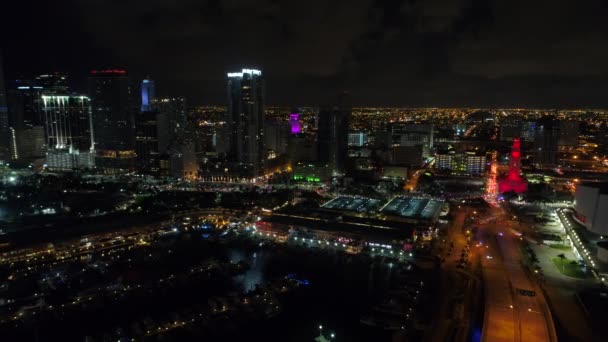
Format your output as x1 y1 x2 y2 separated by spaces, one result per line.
2 2 608 342
3 1 608 107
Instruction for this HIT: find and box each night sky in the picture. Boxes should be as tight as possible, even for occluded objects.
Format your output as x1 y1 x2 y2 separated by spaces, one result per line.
2 0 608 107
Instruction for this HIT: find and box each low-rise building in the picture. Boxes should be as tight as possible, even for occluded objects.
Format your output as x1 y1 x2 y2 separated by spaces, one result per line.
574 182 608 236
435 152 485 175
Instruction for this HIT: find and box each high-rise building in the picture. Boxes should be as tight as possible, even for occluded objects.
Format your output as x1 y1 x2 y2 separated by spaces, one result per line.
159 97 198 178
387 123 434 150
169 141 198 179
558 120 579 147
7 83 44 128
534 117 560 166
520 122 536 142
381 122 434 166
35 73 69 93
135 110 161 175
140 78 155 112
289 113 301 134
265 119 289 155
9 126 46 162
88 69 135 173
499 122 522 142
135 78 159 175
135 93 190 177
41 95 95 170
0 52 8 130
157 97 188 153
0 51 9 162
500 120 542 143
317 93 350 176
226 68 265 176
288 132 317 163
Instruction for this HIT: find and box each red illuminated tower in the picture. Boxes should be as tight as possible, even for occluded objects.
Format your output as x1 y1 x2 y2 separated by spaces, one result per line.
499 138 527 193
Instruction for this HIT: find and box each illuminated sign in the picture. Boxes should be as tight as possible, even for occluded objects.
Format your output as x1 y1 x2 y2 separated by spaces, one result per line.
91 69 127 75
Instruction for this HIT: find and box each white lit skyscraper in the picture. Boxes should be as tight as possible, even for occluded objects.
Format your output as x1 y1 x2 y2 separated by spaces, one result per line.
42 95 95 169
226 68 265 176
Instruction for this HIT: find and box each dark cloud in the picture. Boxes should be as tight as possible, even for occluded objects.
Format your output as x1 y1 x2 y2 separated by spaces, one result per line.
2 0 608 107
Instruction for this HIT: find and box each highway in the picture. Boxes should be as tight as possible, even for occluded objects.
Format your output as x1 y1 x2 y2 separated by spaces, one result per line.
479 212 556 342
479 151 556 342
477 155 557 342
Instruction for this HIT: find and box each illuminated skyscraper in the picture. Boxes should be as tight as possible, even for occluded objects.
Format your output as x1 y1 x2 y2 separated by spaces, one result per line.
87 69 135 173
140 78 155 112
41 95 95 169
226 68 265 176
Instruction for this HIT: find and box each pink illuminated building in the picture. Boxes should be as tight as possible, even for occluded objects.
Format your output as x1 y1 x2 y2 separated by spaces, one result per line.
499 138 528 193
289 113 301 134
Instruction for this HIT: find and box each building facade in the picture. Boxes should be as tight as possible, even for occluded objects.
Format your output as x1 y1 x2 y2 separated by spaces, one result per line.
41 95 95 170
140 78 155 112
574 182 608 236
88 69 135 173
135 110 161 175
435 152 486 175
225 68 265 176
317 94 350 176
35 73 69 93
558 120 579 147
9 126 46 162
0 51 9 162
533 117 560 167
348 132 367 147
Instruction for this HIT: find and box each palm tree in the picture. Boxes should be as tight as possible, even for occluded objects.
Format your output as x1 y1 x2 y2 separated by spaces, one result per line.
557 253 566 273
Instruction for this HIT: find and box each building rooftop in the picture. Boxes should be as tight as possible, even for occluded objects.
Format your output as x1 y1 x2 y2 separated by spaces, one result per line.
321 196 383 212
379 196 444 220
320 195 445 223
578 181 608 194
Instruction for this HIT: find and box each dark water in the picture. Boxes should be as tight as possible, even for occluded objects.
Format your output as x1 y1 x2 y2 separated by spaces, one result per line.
2 236 424 341
226 244 401 342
